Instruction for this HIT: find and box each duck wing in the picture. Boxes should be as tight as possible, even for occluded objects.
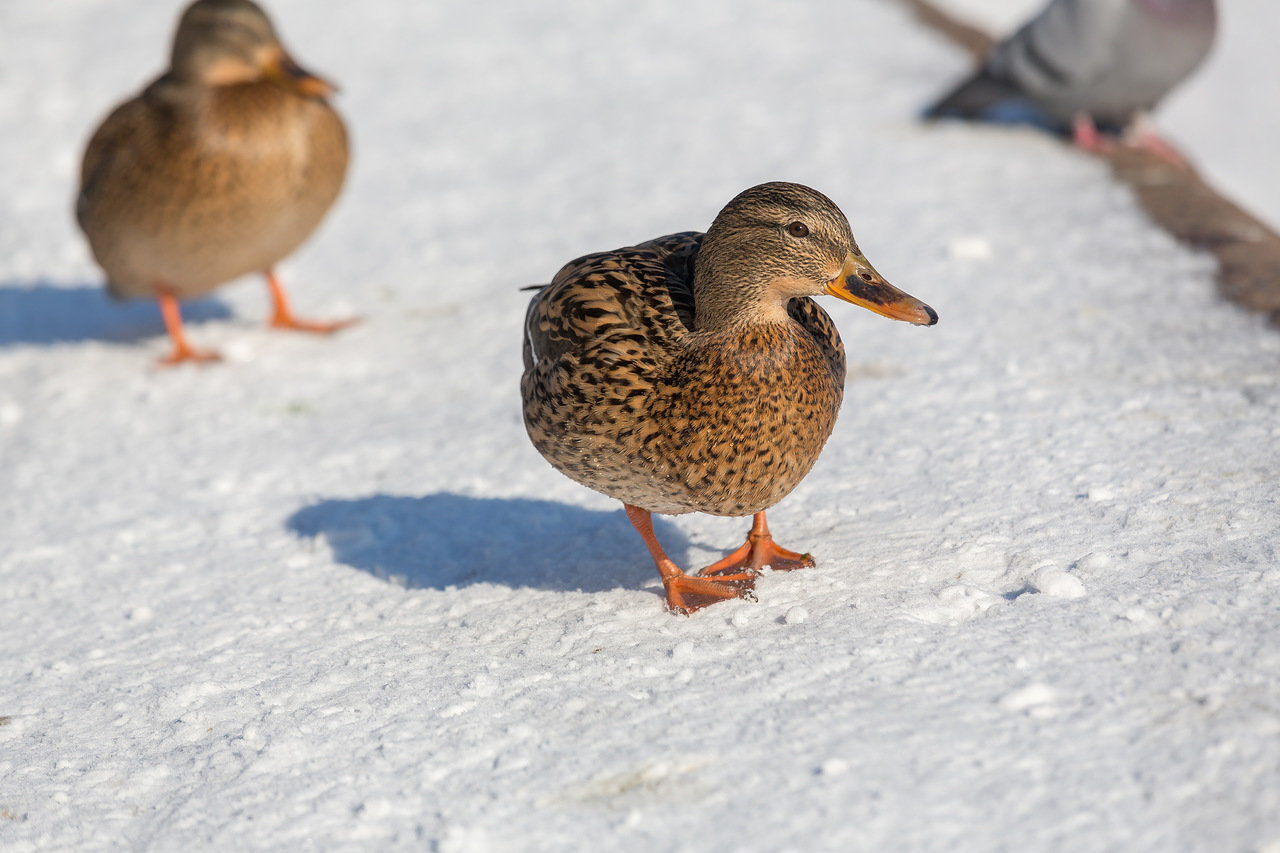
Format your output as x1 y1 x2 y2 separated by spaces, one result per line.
522 231 702 374
787 295 845 387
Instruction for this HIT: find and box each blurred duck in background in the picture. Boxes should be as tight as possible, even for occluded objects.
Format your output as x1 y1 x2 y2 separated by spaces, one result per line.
924 0 1216 163
76 0 353 365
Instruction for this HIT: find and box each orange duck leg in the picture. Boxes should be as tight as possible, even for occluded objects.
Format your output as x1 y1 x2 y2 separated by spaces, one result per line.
265 268 359 333
624 504 758 615
700 511 816 576
157 288 221 366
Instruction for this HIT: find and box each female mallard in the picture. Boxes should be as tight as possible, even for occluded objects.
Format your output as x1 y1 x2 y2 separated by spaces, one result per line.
76 0 352 365
522 182 937 614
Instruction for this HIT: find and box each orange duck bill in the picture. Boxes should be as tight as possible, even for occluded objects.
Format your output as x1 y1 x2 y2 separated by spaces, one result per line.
263 48 337 98
823 251 937 326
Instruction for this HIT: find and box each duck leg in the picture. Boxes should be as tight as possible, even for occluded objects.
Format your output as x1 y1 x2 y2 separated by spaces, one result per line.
157 288 221 365
623 504 757 615
700 511 815 575
265 269 359 333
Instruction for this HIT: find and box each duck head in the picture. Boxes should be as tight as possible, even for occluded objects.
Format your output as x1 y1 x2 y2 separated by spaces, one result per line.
169 0 335 98
693 182 936 331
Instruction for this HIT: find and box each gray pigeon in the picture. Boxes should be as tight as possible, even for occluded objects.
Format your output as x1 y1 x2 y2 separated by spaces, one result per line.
925 0 1217 139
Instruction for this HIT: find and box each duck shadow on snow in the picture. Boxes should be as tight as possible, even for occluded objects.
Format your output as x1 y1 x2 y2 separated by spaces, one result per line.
286 493 690 594
0 281 231 347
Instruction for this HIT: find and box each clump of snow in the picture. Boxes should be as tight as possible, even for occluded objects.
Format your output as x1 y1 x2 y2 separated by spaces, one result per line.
817 758 850 777
997 682 1057 714
1030 567 1086 599
912 584 1002 625
782 605 810 625
125 605 155 622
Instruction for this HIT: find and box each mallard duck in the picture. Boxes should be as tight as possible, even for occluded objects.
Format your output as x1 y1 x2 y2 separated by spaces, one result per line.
925 0 1216 162
522 182 937 614
76 0 353 364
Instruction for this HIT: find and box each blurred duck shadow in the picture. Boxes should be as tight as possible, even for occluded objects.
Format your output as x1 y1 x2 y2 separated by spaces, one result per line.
0 281 231 347
286 493 689 594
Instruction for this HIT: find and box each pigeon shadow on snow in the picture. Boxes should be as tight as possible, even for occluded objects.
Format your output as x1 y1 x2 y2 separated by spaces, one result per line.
286 493 689 594
0 280 231 347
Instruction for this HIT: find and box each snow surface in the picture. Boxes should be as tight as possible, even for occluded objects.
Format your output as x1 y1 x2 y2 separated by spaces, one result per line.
3 0 1279 850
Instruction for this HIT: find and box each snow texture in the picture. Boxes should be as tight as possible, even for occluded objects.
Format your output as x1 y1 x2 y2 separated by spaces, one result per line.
2 0 1279 850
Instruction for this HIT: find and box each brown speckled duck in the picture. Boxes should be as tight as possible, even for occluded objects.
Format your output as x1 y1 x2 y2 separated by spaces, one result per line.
522 182 938 614
76 0 352 365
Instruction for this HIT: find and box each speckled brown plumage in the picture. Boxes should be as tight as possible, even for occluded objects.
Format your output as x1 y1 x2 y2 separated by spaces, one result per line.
521 182 938 614
76 0 351 363
524 231 843 517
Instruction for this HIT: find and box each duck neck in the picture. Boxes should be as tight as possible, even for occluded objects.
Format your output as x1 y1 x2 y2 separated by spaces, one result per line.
692 239 790 333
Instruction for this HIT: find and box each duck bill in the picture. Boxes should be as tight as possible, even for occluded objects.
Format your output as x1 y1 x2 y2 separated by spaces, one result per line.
823 251 937 326
265 49 337 98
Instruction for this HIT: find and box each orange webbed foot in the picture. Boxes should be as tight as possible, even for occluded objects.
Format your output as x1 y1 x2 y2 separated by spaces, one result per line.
269 313 361 334
624 503 760 615
158 344 222 366
264 269 360 335
664 571 758 616
700 511 816 575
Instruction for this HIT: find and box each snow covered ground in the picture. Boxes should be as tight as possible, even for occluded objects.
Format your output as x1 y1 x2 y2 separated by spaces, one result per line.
2 0 1278 849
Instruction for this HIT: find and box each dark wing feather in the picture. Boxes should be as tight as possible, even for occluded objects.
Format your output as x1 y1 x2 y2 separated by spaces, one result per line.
787 296 846 386
660 231 701 331
523 231 703 373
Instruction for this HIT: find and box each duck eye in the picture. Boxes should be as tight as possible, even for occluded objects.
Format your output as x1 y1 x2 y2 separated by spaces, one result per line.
785 221 810 238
